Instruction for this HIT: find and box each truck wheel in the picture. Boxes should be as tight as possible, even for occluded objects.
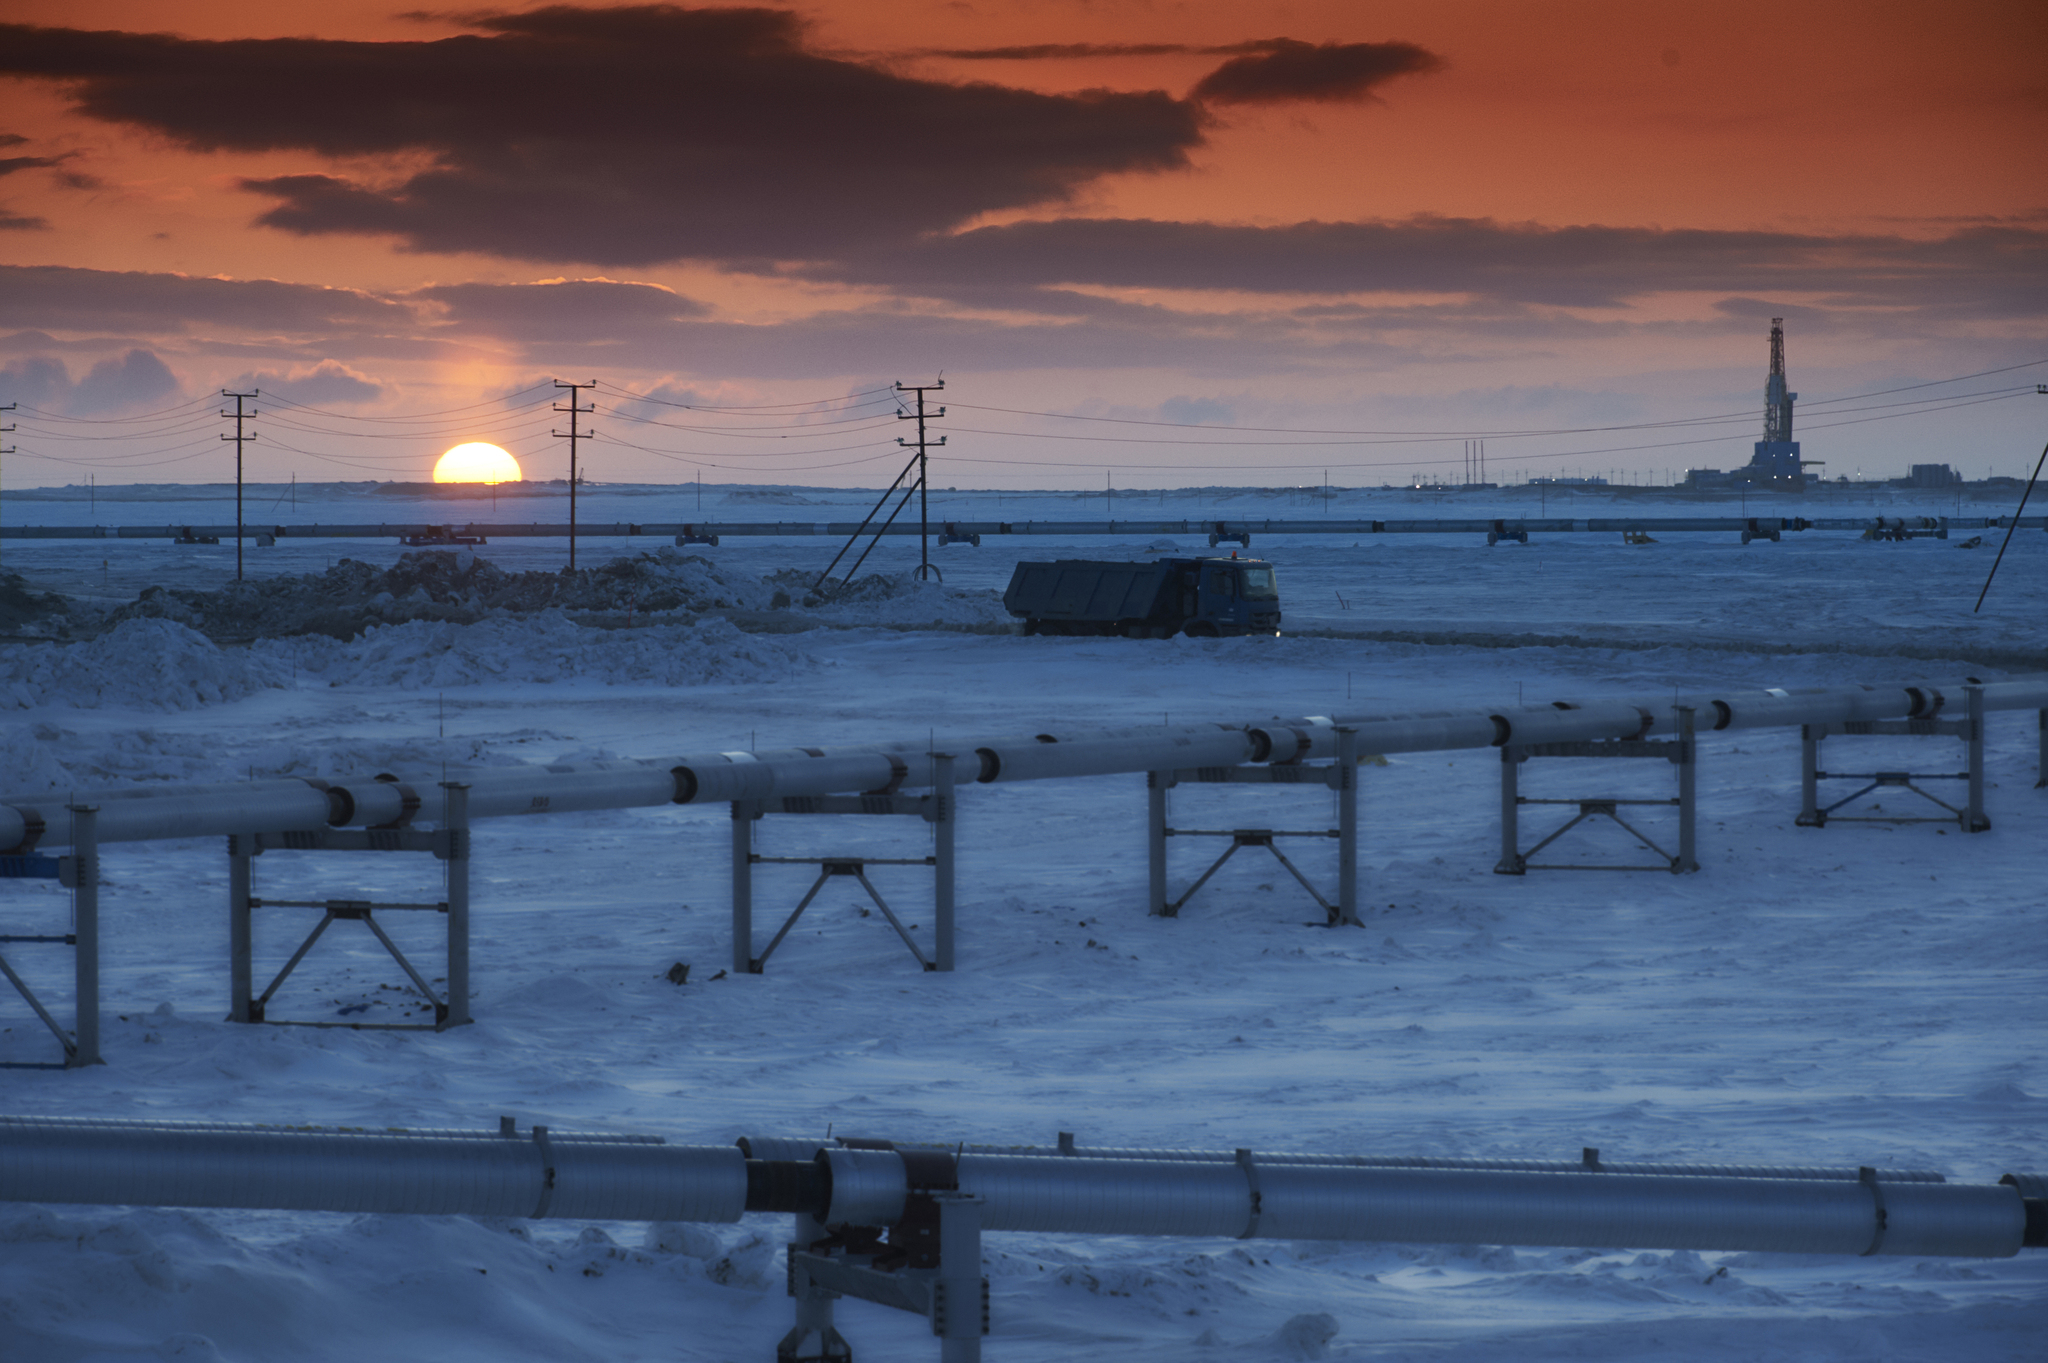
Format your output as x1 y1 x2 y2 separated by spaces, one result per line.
1183 621 1219 639
1021 619 1041 636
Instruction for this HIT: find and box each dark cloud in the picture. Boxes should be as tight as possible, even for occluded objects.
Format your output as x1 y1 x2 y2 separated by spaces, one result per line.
0 354 70 408
929 43 1208 60
0 264 414 334
1190 40 1443 105
226 359 385 406
0 208 46 230
0 153 64 176
924 38 1446 107
411 279 711 342
801 216 2048 313
0 6 1202 266
71 348 179 413
6 348 182 415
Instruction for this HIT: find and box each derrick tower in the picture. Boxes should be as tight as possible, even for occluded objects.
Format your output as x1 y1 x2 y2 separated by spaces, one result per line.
1744 317 1808 488
1763 317 1795 445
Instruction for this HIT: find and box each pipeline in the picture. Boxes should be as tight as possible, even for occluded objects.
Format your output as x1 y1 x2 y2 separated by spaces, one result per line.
6 512 2047 542
6 677 2045 851
2 1116 2039 1260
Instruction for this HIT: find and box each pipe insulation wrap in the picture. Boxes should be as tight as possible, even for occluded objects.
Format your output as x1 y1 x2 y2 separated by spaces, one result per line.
11 783 337 852
1321 711 1506 756
959 1156 1253 1238
868 1139 1948 1183
1492 701 1652 746
1252 1166 2022 1257
675 754 907 805
0 1118 745 1223
823 1148 907 1227
975 730 1254 784
944 1155 2023 1257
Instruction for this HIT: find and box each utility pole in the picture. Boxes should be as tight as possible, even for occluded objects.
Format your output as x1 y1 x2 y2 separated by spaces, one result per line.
553 381 595 570
221 390 257 581
895 380 945 580
0 403 13 567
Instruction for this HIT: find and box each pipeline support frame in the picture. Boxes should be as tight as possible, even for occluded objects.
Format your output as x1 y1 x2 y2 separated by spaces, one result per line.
1148 729 1359 925
228 784 471 1030
0 804 99 1067
1797 685 1989 831
1496 709 1698 875
733 756 957 975
786 1194 989 1363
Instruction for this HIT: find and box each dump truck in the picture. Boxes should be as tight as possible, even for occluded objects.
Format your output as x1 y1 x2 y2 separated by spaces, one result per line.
1002 556 1282 637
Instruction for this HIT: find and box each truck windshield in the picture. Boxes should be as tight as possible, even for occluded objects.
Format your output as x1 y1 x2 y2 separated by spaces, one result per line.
1238 566 1278 600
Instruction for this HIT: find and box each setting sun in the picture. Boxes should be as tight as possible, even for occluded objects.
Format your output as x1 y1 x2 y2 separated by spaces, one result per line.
433 442 521 484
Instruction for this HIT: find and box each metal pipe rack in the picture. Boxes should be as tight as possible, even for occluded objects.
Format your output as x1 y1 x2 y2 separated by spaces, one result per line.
4 676 2045 1060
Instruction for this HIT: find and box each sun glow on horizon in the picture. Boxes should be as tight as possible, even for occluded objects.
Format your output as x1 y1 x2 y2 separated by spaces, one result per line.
433 442 522 484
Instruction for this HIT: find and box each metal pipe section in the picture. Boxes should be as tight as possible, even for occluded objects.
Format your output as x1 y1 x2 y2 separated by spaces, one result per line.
0 1116 746 1222
3 1117 2036 1259
858 1138 1953 1183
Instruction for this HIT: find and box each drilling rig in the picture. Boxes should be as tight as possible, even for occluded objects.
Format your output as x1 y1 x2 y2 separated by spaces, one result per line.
1744 317 1816 488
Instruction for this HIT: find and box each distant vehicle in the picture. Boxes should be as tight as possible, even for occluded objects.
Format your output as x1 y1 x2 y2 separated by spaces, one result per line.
1002 555 1282 638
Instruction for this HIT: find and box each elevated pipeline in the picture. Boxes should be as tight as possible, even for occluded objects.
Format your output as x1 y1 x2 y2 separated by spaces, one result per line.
6 677 2046 851
3 1115 2039 1260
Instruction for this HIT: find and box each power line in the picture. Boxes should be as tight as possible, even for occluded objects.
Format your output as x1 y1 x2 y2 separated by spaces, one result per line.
252 382 557 422
597 380 896 412
946 376 2045 445
13 394 216 424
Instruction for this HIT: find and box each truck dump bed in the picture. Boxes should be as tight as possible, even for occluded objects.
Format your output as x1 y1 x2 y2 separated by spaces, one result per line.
1002 559 1175 625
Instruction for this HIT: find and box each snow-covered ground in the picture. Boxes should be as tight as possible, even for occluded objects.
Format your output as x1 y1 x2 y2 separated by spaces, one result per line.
1 484 2043 1361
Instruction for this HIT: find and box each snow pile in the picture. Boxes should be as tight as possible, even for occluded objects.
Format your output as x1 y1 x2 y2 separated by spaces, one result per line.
2 609 813 713
270 611 813 691
0 617 292 711
103 549 789 641
90 549 1010 641
0 569 70 636
805 570 1014 629
0 720 72 792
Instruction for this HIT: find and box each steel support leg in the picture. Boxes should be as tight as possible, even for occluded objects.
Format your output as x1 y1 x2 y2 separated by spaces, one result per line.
933 755 955 972
1146 772 1169 916
732 800 755 975
1964 686 1989 831
1495 746 1525 874
779 1212 850 1363
1798 725 1824 827
935 1194 987 1363
1336 729 1359 924
228 831 254 1023
442 783 472 1026
68 805 101 1067
1676 707 1698 872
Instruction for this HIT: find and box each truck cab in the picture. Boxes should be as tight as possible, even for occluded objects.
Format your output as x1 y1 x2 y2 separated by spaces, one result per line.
1180 557 1282 636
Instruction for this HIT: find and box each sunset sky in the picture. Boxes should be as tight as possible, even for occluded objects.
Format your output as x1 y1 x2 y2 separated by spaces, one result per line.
1 1 2042 488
